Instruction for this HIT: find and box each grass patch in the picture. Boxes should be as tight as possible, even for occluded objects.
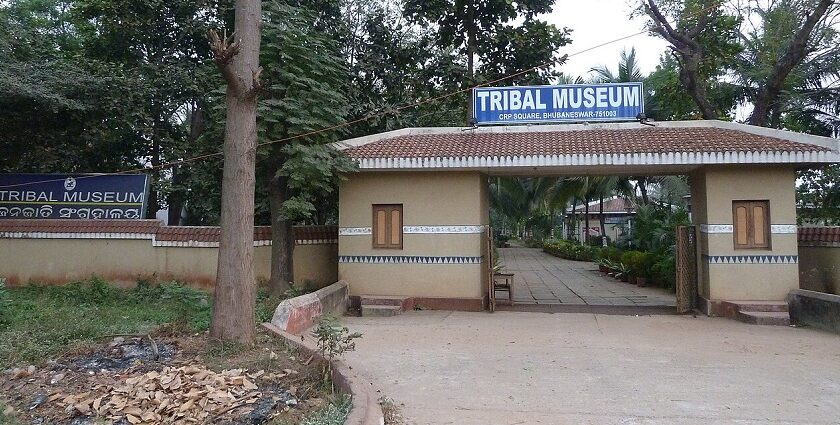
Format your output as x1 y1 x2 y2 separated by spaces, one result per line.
295 395 352 425
0 277 213 369
0 400 23 425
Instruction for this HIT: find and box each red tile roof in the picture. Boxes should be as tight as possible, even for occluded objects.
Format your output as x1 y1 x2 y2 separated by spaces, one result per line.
799 226 840 246
570 197 634 214
345 127 830 159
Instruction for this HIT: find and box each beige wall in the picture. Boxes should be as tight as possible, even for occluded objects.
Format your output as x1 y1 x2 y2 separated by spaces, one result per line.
799 246 840 295
338 171 487 299
0 239 337 291
691 165 799 301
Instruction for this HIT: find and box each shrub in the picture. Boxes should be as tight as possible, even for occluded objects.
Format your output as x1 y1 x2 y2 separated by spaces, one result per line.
598 246 624 263
543 240 600 262
619 251 655 278
651 253 677 290
311 315 362 390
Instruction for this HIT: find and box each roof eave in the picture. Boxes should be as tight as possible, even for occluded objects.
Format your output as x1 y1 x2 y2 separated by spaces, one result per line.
334 120 840 153
350 149 840 171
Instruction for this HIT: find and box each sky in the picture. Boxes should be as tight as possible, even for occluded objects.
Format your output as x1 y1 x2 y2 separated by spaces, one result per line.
543 0 671 79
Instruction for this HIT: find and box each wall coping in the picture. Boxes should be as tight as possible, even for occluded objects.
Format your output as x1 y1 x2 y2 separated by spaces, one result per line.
798 226 840 247
0 219 337 247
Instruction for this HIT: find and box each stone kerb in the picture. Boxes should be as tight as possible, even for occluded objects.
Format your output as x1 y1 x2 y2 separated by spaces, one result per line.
788 289 840 334
262 322 384 425
270 280 349 335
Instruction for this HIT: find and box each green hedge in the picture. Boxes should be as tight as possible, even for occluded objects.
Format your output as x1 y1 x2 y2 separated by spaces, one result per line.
543 240 600 262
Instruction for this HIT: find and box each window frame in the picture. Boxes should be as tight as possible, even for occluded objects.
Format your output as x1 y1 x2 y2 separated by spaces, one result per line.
732 200 771 250
372 204 403 249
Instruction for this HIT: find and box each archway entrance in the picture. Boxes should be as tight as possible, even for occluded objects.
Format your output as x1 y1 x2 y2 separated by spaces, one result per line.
335 120 838 315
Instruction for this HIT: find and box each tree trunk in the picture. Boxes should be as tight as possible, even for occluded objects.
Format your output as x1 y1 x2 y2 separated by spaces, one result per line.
749 0 833 127
639 180 650 205
569 198 577 240
584 197 590 244
148 123 161 219
209 0 262 344
465 0 477 125
168 103 206 225
167 167 183 225
599 196 606 240
678 54 718 120
268 174 295 296
645 0 719 120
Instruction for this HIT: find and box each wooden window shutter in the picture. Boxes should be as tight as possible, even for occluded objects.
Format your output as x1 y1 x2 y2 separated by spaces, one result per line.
732 200 770 249
372 204 403 249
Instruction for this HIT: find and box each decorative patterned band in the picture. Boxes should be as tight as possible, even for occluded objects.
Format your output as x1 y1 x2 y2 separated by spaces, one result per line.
699 224 797 234
705 255 798 264
339 225 485 236
699 224 733 234
339 255 482 264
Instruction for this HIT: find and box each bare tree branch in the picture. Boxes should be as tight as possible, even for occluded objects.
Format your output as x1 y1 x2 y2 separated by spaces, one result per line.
209 29 242 90
645 0 719 119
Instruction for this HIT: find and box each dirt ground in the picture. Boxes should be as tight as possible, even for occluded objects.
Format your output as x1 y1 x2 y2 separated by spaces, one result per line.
1 327 331 425
342 310 840 425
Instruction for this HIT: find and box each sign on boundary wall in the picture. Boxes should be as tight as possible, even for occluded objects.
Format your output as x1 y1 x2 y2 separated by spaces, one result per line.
0 173 149 219
472 82 644 125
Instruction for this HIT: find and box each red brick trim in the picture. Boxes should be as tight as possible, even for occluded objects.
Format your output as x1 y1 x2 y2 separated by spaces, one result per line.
798 226 840 247
0 219 337 246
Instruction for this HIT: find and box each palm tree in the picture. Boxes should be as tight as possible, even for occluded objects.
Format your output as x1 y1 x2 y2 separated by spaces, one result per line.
591 47 644 83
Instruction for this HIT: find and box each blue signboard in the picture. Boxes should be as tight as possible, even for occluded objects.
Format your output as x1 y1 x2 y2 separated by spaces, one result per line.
472 82 644 125
0 174 149 219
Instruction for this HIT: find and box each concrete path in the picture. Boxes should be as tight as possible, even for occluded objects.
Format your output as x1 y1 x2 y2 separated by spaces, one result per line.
342 311 840 424
499 247 675 307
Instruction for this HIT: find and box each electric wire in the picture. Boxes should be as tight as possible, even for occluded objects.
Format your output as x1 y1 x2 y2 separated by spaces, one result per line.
2 13 692 190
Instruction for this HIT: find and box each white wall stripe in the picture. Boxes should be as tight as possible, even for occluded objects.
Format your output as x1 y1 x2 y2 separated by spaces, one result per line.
339 225 485 236
699 224 798 234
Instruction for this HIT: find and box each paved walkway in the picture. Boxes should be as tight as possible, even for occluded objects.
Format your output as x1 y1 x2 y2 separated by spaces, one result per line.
342 311 840 425
498 247 675 307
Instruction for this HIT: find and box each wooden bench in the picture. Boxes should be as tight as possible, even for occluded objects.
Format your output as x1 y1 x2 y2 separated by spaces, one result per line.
493 272 514 305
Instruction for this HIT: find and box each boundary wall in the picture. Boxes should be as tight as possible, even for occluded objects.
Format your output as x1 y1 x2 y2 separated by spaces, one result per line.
0 219 338 290
799 227 840 295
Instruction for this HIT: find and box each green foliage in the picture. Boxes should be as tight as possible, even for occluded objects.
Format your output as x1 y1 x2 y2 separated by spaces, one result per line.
797 165 840 225
543 240 599 262
311 315 362 389
0 399 23 425
311 315 362 362
651 253 678 290
0 278 291 367
0 277 10 325
0 0 220 219
0 278 211 368
619 204 690 254
619 251 655 278
299 395 352 425
735 0 840 129
597 246 624 263
254 288 286 324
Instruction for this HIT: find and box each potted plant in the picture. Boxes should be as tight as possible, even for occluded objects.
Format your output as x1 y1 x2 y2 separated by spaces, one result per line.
613 262 631 282
595 258 610 273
